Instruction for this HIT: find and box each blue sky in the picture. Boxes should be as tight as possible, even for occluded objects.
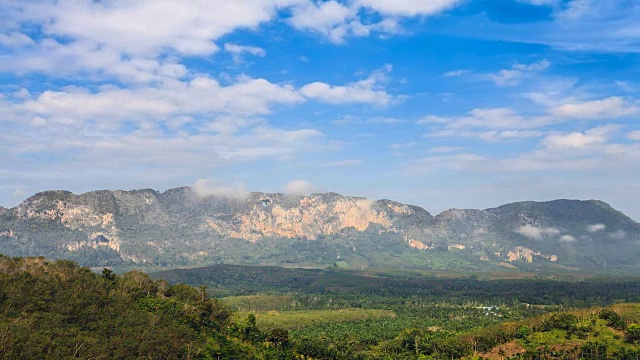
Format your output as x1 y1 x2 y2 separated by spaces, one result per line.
1 0 639 219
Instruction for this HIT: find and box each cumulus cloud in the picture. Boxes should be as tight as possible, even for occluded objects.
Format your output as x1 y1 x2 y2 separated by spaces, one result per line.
515 225 561 240
284 180 316 195
356 0 462 16
560 234 576 242
191 178 248 199
11 76 304 127
540 126 616 150
301 66 394 105
286 0 460 43
588 223 606 232
288 1 355 43
541 131 606 149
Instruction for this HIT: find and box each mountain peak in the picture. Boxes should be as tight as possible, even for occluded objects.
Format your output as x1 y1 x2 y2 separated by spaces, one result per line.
2 188 639 271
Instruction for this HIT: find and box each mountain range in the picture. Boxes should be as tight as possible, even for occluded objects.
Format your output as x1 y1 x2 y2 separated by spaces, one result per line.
1 187 639 272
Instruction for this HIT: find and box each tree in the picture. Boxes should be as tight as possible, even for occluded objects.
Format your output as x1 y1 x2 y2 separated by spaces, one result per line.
626 324 640 344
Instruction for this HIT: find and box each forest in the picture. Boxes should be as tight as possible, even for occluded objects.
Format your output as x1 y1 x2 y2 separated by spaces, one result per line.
4 256 640 359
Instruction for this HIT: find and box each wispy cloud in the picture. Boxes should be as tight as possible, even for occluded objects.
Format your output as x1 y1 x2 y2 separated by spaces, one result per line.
324 159 363 167
443 69 469 77
481 59 550 87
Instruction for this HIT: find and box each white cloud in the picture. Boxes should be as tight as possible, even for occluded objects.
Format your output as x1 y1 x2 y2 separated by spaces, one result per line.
287 0 461 43
0 1 303 83
324 159 362 167
443 69 468 77
628 131 640 141
388 142 417 149
482 59 550 86
515 225 561 240
356 0 462 16
284 179 316 195
288 1 355 43
224 43 266 63
541 126 616 150
13 76 304 127
36 1 284 57
0 32 34 47
551 96 639 119
418 108 539 138
428 146 463 153
588 223 606 232
191 178 248 199
609 229 627 240
404 153 487 173
560 234 576 242
300 66 394 105
516 0 559 6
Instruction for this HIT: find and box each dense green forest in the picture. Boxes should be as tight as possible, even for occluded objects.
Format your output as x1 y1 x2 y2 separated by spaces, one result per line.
5 256 640 359
151 264 640 306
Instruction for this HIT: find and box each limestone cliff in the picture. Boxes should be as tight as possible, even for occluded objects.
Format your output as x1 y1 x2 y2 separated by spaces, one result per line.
1 188 638 270
205 193 395 241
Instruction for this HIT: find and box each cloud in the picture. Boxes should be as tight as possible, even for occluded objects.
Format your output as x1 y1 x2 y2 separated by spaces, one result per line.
288 1 355 43
588 223 606 232
388 142 417 149
560 234 576 242
10 76 304 127
516 0 559 5
443 69 468 77
428 146 463 153
287 0 461 43
481 59 550 87
191 178 248 199
356 0 462 16
404 153 487 173
541 131 605 150
0 32 34 47
628 131 640 141
515 225 561 240
300 66 394 105
284 179 316 195
608 230 627 240
419 108 530 129
540 126 616 150
551 97 639 119
32 1 282 57
224 43 266 63
324 159 362 167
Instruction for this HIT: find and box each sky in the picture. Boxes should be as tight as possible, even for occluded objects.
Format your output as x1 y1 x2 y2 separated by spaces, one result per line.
1 0 639 220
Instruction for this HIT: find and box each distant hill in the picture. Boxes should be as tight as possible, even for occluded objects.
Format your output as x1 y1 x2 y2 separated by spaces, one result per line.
1 187 639 271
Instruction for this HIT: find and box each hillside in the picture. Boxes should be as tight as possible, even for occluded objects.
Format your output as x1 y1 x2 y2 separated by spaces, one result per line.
8 255 640 359
1 187 639 271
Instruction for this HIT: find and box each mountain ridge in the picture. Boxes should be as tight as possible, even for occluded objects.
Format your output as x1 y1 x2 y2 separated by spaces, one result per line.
1 187 639 271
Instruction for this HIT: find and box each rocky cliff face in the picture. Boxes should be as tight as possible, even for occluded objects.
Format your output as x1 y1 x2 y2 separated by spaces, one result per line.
1 188 639 270
205 193 395 241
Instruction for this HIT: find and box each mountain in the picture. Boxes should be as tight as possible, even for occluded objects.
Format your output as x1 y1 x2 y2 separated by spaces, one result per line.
1 187 639 271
